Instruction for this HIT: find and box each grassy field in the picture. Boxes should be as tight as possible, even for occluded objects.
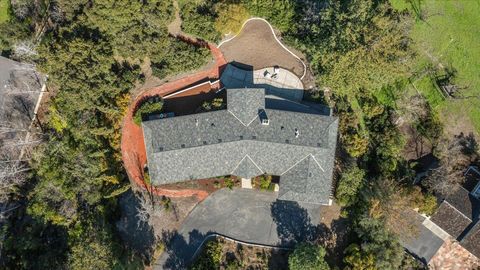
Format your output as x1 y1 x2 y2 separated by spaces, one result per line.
391 0 480 135
0 0 9 23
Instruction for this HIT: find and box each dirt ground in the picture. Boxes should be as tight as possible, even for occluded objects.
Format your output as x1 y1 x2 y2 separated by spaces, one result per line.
318 202 350 267
399 122 434 161
220 20 304 81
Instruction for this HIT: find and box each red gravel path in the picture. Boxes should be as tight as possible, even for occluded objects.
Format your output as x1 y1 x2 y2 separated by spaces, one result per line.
121 42 226 201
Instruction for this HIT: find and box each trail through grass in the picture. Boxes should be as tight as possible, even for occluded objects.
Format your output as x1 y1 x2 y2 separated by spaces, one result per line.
392 0 480 134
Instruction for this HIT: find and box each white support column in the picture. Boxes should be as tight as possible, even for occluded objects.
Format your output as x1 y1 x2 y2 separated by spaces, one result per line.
241 178 252 189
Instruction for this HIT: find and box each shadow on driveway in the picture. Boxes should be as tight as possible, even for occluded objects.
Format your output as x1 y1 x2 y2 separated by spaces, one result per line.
155 189 325 269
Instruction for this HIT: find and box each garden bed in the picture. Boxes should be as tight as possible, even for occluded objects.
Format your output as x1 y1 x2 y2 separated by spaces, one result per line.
191 237 290 270
160 176 241 194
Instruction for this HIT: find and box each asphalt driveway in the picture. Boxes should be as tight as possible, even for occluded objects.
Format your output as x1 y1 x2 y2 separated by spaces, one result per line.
155 188 322 269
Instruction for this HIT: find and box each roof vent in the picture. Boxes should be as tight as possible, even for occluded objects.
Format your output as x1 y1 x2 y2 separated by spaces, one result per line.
295 128 300 138
239 135 244 140
203 141 207 145
259 109 269 125
195 118 199 126
181 144 185 148
218 139 222 143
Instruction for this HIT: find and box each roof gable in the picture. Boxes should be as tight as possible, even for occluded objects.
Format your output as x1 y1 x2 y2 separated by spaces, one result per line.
227 88 265 125
231 155 264 179
278 155 330 204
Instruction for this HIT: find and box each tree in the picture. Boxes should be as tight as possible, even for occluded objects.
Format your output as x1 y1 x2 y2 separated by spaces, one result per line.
366 179 419 239
214 3 249 35
336 166 366 207
288 243 329 270
290 0 412 97
343 244 376 270
354 216 405 270
67 223 118 270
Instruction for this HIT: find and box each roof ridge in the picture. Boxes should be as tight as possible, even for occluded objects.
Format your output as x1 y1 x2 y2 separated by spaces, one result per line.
443 200 472 221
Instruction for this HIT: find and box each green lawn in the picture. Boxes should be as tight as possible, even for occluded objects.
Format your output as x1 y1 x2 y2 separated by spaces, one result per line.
391 0 480 134
0 0 9 23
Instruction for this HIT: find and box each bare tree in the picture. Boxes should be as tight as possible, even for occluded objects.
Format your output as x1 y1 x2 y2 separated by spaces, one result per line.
13 40 38 60
425 133 479 196
135 191 178 239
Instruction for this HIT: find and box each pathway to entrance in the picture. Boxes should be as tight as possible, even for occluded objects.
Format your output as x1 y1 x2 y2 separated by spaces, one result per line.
155 188 323 269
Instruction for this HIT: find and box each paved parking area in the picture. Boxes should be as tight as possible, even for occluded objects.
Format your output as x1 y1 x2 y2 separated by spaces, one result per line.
155 188 322 269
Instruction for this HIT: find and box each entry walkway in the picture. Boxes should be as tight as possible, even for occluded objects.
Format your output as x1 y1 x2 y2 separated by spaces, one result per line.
155 188 322 269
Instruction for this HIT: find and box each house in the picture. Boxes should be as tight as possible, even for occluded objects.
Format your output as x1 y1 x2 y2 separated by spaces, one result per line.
142 88 338 205
403 166 480 266
0 56 46 159
429 183 480 259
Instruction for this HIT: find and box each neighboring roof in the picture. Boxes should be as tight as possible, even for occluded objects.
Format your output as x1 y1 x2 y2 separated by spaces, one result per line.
143 88 338 204
431 203 471 239
446 186 479 219
461 221 480 259
402 214 444 264
0 57 44 159
430 186 480 239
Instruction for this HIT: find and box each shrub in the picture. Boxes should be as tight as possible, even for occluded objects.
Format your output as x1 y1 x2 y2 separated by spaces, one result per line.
191 240 223 270
257 175 273 191
133 96 163 125
160 196 172 212
201 98 225 112
224 177 234 190
288 243 329 270
411 186 438 216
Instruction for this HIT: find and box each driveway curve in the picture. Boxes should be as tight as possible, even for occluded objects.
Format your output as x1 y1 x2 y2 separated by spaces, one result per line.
155 188 322 269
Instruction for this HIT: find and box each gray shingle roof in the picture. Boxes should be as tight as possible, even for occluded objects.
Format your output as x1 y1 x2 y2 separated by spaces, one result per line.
142 88 338 204
227 88 265 125
231 155 264 179
278 155 332 204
